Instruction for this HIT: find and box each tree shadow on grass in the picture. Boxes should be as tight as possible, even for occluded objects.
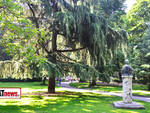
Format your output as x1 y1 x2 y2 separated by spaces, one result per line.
0 92 148 113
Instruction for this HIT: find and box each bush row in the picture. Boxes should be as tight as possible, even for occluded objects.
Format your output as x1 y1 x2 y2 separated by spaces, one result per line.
0 77 42 82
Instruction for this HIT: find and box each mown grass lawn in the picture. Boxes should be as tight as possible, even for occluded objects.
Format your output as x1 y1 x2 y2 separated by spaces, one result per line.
70 82 150 97
0 82 149 113
0 81 60 93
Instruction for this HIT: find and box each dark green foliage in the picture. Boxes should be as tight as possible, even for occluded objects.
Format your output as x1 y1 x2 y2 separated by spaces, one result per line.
127 0 150 40
100 0 126 17
0 78 41 82
71 62 100 81
41 0 127 80
126 0 150 88
135 28 150 87
122 0 150 88
0 46 12 60
39 60 63 78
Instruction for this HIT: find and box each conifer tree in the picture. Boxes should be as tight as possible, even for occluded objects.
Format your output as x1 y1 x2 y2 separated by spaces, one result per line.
0 0 127 93
39 0 127 93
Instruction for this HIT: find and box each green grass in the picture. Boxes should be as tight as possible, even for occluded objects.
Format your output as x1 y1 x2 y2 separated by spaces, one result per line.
0 81 48 89
70 82 122 91
0 81 60 93
133 91 150 97
0 82 150 113
70 82 150 96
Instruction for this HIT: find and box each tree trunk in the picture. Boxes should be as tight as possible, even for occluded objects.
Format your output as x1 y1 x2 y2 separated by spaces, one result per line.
148 84 150 91
79 78 86 83
48 77 55 93
41 77 46 85
48 31 57 93
147 77 150 91
91 79 96 86
119 71 122 82
89 79 96 87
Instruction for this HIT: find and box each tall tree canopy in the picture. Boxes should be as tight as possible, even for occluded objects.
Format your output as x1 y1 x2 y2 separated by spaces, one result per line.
41 0 127 92
41 0 127 65
126 0 150 42
125 0 150 88
137 28 150 84
0 0 127 93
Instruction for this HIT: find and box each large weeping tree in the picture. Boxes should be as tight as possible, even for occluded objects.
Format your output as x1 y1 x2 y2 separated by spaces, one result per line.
39 0 127 93
1 0 127 93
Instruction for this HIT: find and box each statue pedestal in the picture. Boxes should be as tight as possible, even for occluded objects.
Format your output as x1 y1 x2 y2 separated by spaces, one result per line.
122 76 133 103
113 76 145 109
113 101 145 109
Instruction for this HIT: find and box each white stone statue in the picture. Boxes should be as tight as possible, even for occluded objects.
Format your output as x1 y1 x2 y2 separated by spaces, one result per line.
122 59 133 103
113 59 145 109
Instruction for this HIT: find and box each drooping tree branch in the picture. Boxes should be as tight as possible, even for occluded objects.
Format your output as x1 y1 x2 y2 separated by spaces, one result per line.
27 2 52 55
56 47 86 52
57 52 78 62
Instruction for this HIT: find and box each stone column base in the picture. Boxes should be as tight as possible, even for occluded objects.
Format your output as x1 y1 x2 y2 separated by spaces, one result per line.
113 101 145 109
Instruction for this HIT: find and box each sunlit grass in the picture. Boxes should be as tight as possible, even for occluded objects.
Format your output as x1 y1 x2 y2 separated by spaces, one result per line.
0 82 149 113
132 90 150 97
0 81 60 93
70 82 149 96
0 91 149 113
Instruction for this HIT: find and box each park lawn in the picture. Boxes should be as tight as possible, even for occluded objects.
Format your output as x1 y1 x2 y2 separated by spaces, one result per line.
0 82 149 113
0 81 60 93
132 91 150 97
69 82 150 96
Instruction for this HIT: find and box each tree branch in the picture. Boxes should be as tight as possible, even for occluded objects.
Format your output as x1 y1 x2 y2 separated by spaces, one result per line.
27 3 39 28
57 52 77 62
48 0 73 12
56 47 86 53
27 2 51 55
38 41 51 54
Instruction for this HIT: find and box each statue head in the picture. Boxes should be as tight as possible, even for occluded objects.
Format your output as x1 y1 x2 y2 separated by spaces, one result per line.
125 59 129 64
122 59 133 76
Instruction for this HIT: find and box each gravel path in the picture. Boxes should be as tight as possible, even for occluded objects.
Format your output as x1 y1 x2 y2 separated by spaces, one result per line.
58 82 150 103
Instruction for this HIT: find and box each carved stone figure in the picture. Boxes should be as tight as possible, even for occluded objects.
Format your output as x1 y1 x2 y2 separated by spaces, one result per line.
122 59 133 76
113 59 145 109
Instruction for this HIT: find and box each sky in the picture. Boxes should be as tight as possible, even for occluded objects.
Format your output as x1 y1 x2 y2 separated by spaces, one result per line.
125 0 136 12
